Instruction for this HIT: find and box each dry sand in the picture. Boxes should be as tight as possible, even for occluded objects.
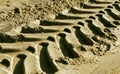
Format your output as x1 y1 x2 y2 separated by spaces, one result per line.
0 0 120 74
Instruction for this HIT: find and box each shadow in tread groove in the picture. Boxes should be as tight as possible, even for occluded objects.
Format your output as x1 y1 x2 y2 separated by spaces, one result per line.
96 14 117 27
0 59 10 67
40 42 56 74
58 33 80 58
63 28 71 33
56 13 85 19
0 49 20 53
89 0 112 4
98 10 120 26
42 29 59 33
47 36 55 42
105 8 120 20
113 3 120 11
40 20 74 26
0 33 41 43
73 26 94 45
26 46 35 53
85 19 106 37
13 54 27 74
113 21 120 25
70 7 96 14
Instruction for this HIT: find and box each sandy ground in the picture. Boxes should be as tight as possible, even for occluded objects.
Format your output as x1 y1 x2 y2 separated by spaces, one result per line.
0 0 120 74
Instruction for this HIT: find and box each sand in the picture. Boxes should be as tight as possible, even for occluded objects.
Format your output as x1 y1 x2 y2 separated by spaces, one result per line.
0 0 120 74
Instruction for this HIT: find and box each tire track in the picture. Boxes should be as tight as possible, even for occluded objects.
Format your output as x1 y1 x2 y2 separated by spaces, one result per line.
0 0 120 74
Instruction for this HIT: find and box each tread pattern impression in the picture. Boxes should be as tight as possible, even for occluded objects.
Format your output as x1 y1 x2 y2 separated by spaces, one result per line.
0 0 120 74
